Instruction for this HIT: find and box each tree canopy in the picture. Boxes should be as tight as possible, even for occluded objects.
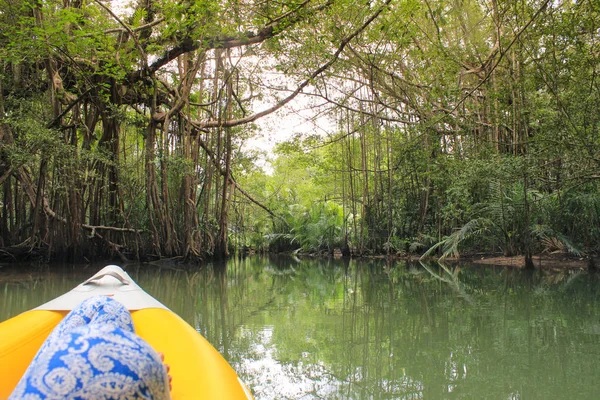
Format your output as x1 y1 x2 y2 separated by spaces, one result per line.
0 0 599 263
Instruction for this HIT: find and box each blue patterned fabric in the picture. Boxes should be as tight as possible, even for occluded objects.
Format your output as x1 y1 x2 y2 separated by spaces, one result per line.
10 296 171 400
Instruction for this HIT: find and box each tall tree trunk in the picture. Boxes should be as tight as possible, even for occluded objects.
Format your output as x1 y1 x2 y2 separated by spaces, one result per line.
215 56 235 259
146 116 163 256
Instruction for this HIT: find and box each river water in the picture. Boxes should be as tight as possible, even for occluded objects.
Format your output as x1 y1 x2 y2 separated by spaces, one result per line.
2 256 600 399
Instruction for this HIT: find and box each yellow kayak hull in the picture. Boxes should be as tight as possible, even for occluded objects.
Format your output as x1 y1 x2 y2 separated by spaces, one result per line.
0 309 66 399
0 266 253 399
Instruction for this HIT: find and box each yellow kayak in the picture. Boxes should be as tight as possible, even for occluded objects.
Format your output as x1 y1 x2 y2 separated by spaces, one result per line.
0 265 254 399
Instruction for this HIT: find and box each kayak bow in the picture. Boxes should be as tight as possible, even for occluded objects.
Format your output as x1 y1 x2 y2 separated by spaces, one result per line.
0 265 254 399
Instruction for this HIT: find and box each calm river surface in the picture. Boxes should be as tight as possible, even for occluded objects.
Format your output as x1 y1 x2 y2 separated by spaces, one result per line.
2 257 600 399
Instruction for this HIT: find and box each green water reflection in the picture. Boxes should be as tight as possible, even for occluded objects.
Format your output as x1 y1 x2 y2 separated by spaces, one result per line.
2 258 600 399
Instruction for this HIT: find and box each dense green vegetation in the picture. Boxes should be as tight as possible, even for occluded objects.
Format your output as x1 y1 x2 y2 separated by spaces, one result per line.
0 0 599 262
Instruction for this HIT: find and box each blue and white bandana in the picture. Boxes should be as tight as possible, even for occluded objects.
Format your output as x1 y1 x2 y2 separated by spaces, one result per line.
10 296 170 400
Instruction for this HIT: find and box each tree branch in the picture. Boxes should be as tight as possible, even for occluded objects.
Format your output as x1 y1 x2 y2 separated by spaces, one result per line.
135 0 332 79
176 0 393 129
182 114 281 221
93 0 149 70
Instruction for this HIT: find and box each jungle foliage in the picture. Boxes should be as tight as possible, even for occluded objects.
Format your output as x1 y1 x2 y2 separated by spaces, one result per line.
0 0 599 262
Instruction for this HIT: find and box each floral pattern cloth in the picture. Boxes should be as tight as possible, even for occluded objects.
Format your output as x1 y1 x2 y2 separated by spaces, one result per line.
10 296 170 400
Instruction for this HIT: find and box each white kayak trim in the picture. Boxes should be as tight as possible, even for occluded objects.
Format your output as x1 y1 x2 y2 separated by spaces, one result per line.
35 265 169 311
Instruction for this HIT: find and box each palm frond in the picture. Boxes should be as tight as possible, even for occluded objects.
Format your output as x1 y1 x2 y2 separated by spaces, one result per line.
531 224 583 256
421 218 492 260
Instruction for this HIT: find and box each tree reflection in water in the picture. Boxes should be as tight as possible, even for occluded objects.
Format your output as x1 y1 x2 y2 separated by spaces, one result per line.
2 258 600 399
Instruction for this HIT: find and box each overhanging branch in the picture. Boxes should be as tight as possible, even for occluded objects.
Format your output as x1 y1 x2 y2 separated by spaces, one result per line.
176 0 393 129
132 0 332 80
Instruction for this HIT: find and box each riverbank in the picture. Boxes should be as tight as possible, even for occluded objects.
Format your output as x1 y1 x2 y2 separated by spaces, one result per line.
289 247 594 271
412 251 594 271
469 254 591 270
1 245 594 272
336 250 594 271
